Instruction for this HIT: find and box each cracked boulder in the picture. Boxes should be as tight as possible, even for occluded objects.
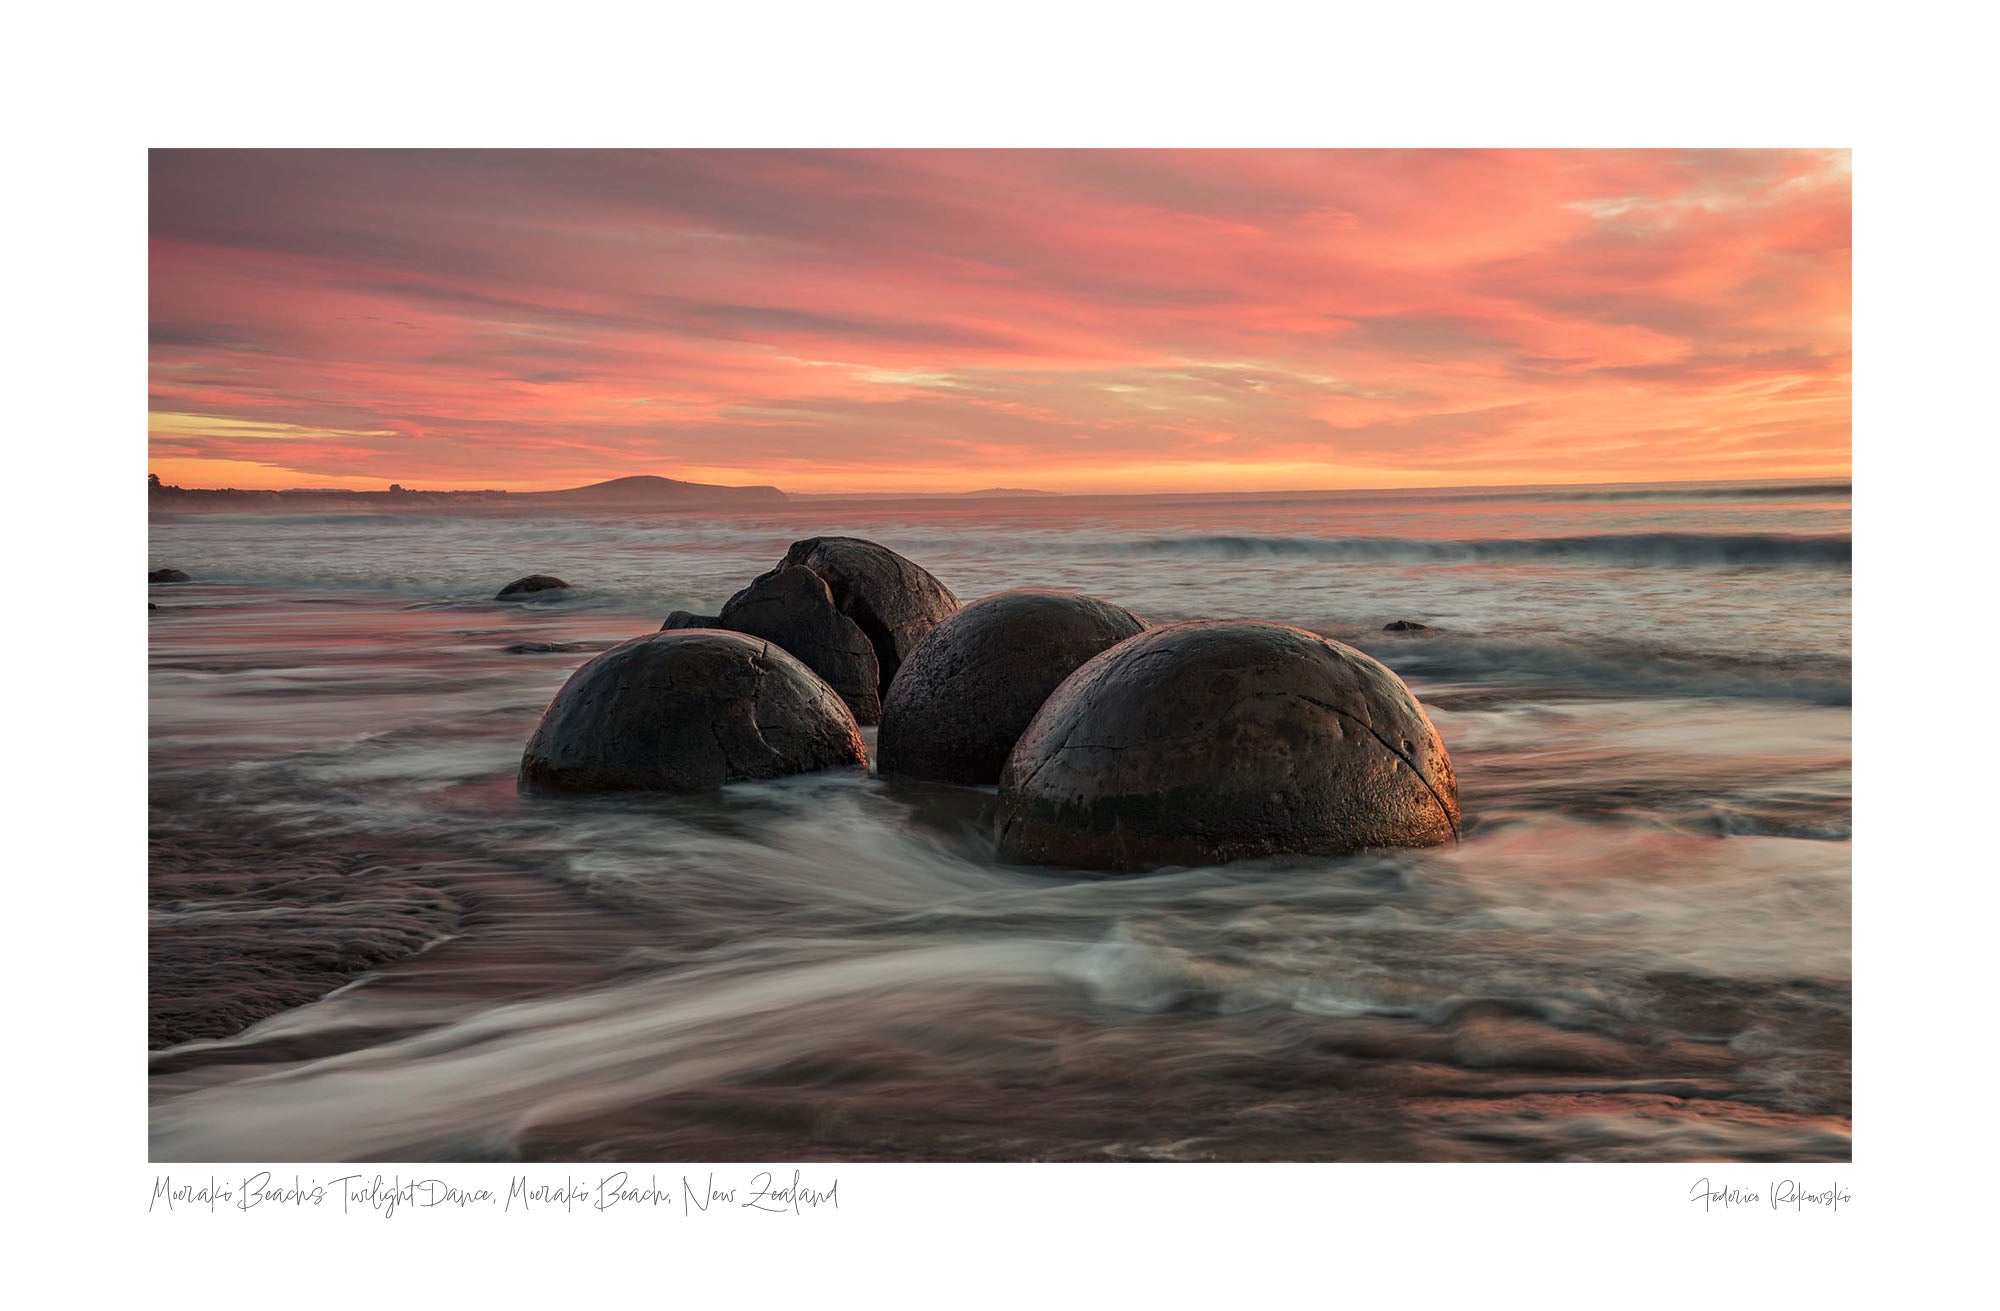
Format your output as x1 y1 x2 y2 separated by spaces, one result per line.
878 590 1146 785
519 629 866 794
718 537 959 724
719 565 882 720
995 620 1459 872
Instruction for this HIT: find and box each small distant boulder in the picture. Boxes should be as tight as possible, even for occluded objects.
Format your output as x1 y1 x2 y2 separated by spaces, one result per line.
716 537 959 724
496 574 570 600
149 602 158 611
150 568 190 583
878 590 1146 785
996 620 1460 872
1382 620 1435 632
660 611 720 631
519 630 866 794
504 640 590 655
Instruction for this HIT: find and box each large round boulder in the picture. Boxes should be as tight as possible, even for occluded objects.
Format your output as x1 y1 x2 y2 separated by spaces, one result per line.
718 537 958 724
519 629 865 793
497 574 570 600
995 620 1459 871
877 590 1146 785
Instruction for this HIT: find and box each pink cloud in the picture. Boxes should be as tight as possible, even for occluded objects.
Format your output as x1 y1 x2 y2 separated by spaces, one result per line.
149 149 1850 492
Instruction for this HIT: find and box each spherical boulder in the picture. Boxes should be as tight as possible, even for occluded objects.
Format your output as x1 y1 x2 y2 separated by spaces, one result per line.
1382 620 1436 633
519 629 865 794
497 574 570 599
995 620 1459 872
150 568 191 583
717 537 959 724
878 590 1146 785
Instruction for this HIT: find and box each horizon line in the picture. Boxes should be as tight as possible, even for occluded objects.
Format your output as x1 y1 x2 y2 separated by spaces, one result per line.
148 470 1853 501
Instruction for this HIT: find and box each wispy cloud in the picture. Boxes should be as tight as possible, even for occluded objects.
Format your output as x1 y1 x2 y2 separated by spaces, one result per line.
148 149 1850 492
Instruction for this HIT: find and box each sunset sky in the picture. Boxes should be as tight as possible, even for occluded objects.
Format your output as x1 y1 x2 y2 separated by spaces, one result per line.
149 149 1849 494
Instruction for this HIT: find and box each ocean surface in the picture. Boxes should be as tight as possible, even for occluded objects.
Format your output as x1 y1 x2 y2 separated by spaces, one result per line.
148 479 1851 1162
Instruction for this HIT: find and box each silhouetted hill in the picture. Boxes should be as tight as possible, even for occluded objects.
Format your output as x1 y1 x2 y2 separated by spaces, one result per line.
517 475 786 506
148 474 787 512
954 487 1063 498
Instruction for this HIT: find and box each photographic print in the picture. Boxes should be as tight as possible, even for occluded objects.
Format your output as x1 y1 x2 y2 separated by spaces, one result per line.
146 148 1850 1164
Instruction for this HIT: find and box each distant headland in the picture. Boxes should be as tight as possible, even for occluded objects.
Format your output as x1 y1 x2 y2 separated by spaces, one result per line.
148 473 788 512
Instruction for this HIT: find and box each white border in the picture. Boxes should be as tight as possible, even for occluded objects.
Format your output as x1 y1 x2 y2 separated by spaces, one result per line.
11 0 1986 1301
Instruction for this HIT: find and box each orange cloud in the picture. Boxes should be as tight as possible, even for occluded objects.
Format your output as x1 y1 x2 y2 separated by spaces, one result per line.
149 149 1850 493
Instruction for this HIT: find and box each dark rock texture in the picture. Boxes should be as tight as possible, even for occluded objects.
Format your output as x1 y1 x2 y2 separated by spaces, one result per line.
496 574 570 599
779 537 959 672
1383 620 1436 632
719 566 883 720
877 590 1146 785
150 568 191 583
660 611 720 631
995 620 1459 872
519 629 865 793
719 537 959 723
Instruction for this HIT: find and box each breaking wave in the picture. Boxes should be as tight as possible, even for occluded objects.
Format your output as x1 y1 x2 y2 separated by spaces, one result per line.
1114 532 1850 568
1374 633 1851 706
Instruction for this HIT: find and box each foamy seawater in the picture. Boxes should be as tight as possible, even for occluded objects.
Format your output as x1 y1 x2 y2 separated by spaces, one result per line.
148 481 1851 1161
